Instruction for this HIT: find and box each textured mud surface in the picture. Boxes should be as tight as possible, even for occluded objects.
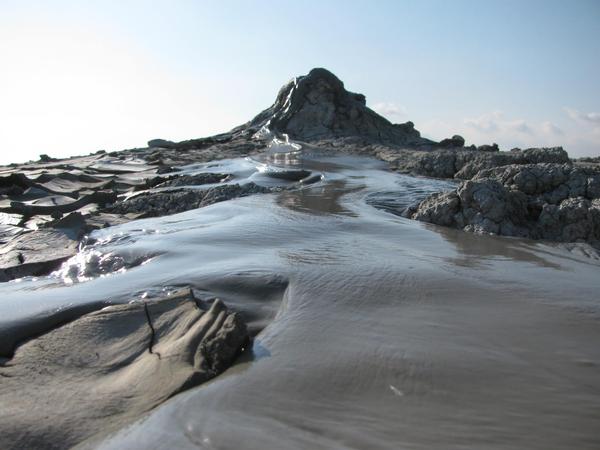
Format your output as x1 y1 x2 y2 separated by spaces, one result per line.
0 289 248 450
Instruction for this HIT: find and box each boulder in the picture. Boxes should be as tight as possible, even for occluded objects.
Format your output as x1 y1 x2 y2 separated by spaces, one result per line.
147 138 176 148
438 135 465 148
476 143 499 152
38 154 54 162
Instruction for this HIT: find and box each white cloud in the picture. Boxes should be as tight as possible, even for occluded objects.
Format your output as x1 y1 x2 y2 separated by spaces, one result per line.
464 112 533 135
419 110 600 157
565 107 600 124
506 120 533 135
371 102 407 121
464 111 502 133
541 121 564 136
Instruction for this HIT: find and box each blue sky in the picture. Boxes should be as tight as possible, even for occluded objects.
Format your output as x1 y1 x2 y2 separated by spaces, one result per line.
1 0 599 164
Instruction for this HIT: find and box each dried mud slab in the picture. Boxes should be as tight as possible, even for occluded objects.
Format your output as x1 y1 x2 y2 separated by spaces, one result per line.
0 229 80 281
0 289 248 450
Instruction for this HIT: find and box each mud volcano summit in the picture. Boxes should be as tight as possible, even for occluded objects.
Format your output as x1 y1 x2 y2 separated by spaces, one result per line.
1 68 599 450
245 68 427 146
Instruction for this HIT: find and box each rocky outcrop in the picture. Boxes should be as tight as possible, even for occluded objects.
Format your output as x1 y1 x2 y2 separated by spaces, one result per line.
0 288 248 450
406 163 600 247
388 147 569 179
244 68 429 146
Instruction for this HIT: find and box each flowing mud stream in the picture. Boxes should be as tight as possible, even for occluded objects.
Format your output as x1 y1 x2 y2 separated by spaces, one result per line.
1 146 599 449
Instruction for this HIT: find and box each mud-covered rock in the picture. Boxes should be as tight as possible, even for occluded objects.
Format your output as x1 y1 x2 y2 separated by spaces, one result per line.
147 138 176 148
104 183 271 218
476 143 499 152
0 229 80 281
438 135 465 148
244 68 430 146
407 163 600 247
391 147 570 180
455 147 569 180
156 173 229 187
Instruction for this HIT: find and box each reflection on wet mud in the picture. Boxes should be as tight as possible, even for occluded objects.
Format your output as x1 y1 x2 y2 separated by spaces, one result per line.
276 179 361 216
430 223 563 270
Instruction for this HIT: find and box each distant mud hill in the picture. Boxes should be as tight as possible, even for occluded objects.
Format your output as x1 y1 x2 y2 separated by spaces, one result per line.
244 67 428 146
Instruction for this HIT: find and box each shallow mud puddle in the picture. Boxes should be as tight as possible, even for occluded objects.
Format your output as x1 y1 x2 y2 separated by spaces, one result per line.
1 153 599 449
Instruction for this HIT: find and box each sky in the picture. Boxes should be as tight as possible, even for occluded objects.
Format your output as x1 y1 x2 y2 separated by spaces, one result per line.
0 0 599 165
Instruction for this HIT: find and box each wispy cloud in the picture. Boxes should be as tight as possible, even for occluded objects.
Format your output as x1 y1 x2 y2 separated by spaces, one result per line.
564 107 600 124
541 121 563 136
464 112 534 135
420 108 600 157
419 110 597 156
506 119 533 134
464 111 502 133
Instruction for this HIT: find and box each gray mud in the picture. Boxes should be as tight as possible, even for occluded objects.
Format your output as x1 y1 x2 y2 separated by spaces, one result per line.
1 153 598 449
0 289 249 450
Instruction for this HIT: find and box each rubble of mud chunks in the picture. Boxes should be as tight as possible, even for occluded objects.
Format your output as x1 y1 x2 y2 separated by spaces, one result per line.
0 152 268 281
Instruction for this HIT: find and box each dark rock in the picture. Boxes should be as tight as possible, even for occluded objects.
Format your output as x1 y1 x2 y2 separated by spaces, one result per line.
146 150 163 162
156 165 177 174
0 173 35 191
156 173 229 187
261 169 311 181
438 135 465 148
391 146 570 180
148 139 176 148
244 68 431 146
407 163 600 247
0 185 25 196
104 183 271 218
477 143 500 152
38 154 54 162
